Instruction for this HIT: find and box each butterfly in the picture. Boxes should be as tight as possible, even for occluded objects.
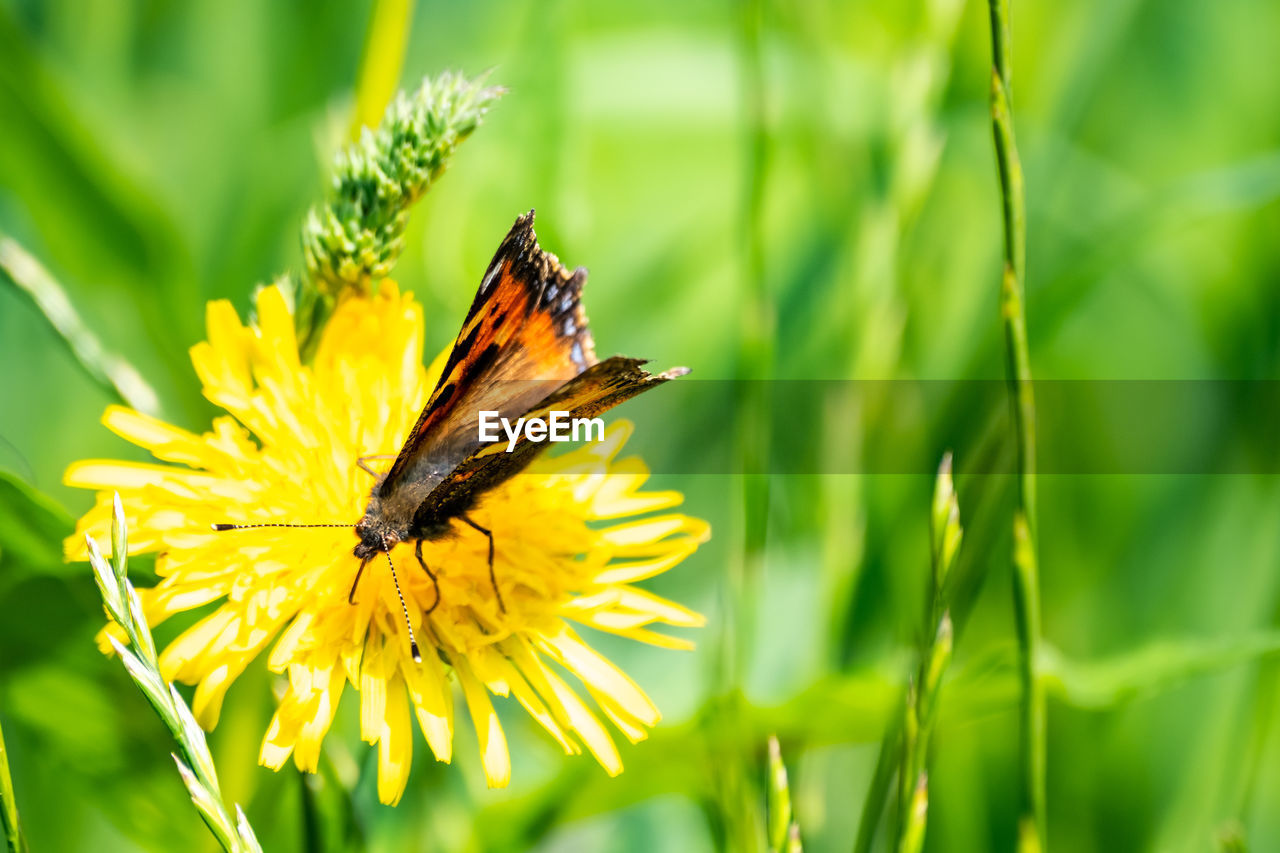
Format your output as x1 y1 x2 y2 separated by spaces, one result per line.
217 211 687 661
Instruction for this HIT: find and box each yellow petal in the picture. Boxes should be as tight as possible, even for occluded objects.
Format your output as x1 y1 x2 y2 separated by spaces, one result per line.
102 406 207 465
539 664 622 776
294 666 345 773
403 648 454 762
192 299 253 403
486 643 577 754
268 613 315 672
148 584 227 617
599 515 710 550
453 656 510 789
537 625 659 727
587 685 650 744
561 587 706 628
593 547 701 585
192 661 242 729
252 285 301 378
94 622 129 655
259 710 295 770
360 660 389 744
376 674 413 806
583 623 697 651
584 459 684 519
159 609 237 683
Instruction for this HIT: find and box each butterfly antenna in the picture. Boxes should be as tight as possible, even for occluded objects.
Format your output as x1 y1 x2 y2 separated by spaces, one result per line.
385 550 422 663
211 522 353 531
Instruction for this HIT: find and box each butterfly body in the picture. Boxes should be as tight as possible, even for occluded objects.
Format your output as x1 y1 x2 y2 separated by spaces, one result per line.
352 468 471 561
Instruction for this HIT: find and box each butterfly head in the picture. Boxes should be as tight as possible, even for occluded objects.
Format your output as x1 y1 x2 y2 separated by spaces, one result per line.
353 512 402 560
350 515 420 664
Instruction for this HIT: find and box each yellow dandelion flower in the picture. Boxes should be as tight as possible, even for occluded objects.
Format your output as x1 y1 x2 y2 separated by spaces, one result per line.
64 281 708 804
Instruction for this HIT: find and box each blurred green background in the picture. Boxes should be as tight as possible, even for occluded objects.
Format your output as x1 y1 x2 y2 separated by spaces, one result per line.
3 0 1280 850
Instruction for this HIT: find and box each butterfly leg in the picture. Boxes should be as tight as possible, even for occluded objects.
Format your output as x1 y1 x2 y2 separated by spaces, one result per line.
415 539 441 616
461 514 505 613
348 557 370 604
357 453 397 478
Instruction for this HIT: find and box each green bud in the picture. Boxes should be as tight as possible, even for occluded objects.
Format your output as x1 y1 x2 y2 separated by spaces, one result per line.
767 735 794 852
302 72 504 298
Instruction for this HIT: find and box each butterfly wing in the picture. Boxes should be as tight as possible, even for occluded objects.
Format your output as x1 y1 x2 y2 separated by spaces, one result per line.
375 211 600 522
411 357 688 529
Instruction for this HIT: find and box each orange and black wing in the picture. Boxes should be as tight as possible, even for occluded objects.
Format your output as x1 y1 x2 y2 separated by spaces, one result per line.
377 211 600 515
411 357 688 527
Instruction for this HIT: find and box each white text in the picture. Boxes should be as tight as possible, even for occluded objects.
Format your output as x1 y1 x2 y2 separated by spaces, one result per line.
478 410 605 452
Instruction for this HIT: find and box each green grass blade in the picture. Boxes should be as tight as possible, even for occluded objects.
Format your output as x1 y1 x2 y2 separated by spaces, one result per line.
985 0 1044 846
350 0 414 140
0 471 73 583
0 237 158 415
0 716 27 853
85 495 261 853
854 713 902 853
767 736 801 852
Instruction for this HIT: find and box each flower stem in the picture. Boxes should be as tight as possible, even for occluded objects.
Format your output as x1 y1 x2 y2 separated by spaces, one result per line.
985 0 1044 848
713 0 774 849
733 0 773 686
0 716 27 853
1012 513 1044 852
